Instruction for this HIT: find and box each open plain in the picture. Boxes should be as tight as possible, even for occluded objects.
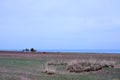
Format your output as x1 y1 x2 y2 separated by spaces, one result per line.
0 51 120 80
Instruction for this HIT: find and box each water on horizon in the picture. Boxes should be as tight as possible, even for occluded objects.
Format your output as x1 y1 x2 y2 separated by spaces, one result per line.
37 49 120 53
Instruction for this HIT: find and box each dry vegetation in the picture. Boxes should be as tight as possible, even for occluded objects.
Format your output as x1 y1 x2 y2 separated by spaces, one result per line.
47 60 67 66
43 59 115 74
42 63 56 75
0 51 120 80
66 59 115 73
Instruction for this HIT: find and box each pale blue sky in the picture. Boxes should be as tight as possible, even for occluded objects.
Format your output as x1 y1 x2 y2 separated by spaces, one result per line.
0 0 120 50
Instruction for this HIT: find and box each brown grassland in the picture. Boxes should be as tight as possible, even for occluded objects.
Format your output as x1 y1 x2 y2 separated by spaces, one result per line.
0 51 120 80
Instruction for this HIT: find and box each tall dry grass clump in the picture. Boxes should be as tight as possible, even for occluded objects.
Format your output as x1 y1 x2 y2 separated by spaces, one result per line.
42 62 56 75
66 59 115 73
47 60 67 66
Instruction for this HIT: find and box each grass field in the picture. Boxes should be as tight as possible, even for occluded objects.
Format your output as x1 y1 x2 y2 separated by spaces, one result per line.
0 51 120 80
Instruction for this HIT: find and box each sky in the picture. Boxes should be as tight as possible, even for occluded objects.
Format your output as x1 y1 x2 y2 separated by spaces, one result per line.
0 0 120 51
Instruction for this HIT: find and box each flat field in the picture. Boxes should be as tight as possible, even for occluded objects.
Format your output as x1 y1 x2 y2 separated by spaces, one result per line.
0 51 120 80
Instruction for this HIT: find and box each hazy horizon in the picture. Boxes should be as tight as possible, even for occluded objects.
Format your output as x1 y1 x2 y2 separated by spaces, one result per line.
1 49 120 53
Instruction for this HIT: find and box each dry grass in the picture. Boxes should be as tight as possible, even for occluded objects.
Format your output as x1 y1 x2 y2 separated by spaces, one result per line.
43 59 115 73
42 63 56 75
47 60 68 66
0 51 120 80
66 59 115 73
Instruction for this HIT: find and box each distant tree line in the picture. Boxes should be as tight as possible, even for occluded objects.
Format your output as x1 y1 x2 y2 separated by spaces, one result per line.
23 48 36 52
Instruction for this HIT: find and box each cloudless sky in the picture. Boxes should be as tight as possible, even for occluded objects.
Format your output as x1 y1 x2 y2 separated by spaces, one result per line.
0 0 120 51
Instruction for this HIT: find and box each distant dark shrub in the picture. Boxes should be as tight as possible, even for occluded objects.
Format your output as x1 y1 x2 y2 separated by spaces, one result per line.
30 48 36 52
23 48 29 52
